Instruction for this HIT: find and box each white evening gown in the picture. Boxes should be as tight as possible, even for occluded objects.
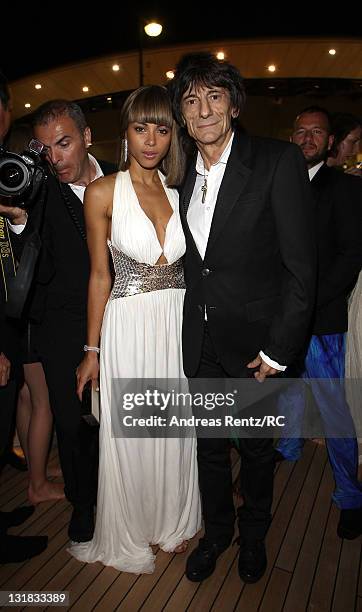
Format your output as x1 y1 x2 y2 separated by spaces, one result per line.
69 170 201 574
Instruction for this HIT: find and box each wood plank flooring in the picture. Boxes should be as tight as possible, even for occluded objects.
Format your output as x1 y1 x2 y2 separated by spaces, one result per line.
1 442 361 611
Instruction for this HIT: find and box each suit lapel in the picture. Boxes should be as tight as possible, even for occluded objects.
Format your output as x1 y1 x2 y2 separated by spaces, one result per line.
204 132 252 257
310 163 328 192
180 132 253 261
71 189 85 228
310 164 332 211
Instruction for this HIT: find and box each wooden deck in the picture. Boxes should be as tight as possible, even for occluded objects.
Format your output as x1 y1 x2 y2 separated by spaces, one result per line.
1 441 361 611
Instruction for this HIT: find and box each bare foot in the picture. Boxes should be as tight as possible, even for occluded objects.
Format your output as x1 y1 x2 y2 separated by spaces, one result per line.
173 541 188 554
28 480 65 505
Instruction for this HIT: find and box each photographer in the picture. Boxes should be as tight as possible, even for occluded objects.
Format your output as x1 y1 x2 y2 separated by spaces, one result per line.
2 122 64 506
0 70 48 563
29 100 116 544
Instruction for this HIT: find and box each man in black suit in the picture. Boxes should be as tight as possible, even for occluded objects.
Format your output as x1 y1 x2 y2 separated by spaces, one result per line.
169 53 316 583
27 100 116 543
276 106 362 539
0 70 48 563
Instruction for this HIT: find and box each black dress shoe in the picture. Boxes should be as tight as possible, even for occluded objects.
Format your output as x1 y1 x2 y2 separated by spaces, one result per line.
68 506 94 543
185 538 229 582
337 507 362 540
0 534 48 563
0 506 35 533
3 450 28 472
238 539 267 583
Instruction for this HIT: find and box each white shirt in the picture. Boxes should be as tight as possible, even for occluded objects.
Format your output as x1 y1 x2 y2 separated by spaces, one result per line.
187 132 285 372
308 161 324 181
68 154 103 203
187 133 234 259
9 153 103 234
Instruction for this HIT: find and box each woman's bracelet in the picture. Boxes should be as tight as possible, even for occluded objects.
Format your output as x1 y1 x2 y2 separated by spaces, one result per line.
83 345 100 354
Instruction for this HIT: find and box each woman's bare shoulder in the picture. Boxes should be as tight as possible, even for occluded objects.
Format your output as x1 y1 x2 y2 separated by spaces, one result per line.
86 172 118 198
84 174 119 219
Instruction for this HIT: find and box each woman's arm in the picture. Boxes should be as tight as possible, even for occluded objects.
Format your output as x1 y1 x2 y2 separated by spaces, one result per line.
76 175 114 399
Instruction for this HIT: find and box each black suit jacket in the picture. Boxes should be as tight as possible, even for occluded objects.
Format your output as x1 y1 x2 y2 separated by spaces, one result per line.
311 164 362 335
180 131 317 377
29 160 116 322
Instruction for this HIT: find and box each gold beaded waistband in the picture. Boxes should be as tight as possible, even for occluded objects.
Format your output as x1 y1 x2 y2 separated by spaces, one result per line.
108 244 185 299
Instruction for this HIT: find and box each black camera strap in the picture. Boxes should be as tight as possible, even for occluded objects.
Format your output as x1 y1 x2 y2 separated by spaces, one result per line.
0 215 17 303
57 181 87 242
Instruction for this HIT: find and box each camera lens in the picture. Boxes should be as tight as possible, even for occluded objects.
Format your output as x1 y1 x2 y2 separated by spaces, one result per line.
1 162 24 187
0 157 30 196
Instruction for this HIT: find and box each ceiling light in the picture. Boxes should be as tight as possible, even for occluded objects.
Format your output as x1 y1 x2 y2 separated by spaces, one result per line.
267 65 276 73
144 21 162 37
216 51 225 60
24 103 31 108
112 64 120 72
34 83 42 90
82 86 89 92
166 70 175 80
329 49 336 55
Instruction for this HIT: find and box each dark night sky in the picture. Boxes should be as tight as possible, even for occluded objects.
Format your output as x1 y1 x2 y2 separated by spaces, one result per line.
2 3 361 81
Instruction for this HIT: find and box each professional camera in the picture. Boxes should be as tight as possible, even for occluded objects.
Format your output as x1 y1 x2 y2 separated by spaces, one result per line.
0 138 47 205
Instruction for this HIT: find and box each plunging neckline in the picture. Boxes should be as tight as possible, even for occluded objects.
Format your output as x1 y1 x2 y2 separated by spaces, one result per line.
128 171 174 256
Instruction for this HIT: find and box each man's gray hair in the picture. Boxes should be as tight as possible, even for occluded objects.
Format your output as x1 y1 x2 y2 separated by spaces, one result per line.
32 99 87 133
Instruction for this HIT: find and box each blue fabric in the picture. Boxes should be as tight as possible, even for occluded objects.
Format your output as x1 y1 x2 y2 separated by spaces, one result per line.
277 334 362 509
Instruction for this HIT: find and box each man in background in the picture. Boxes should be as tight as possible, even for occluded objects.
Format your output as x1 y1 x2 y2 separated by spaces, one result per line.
276 106 362 539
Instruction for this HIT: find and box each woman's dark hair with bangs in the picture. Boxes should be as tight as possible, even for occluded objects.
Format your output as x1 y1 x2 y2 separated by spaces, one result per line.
168 52 246 128
119 85 185 186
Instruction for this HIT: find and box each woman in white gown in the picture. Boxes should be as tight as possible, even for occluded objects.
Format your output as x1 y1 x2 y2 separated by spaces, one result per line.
71 86 201 574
